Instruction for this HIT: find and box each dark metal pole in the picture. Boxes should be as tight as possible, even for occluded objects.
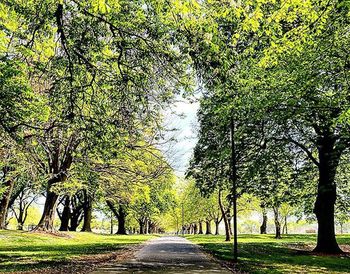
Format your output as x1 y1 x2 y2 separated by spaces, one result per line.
230 116 238 262
182 202 184 235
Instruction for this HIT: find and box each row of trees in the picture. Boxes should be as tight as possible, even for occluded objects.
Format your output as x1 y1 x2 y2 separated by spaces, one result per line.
1 0 349 255
183 0 350 254
0 0 192 233
177 179 350 238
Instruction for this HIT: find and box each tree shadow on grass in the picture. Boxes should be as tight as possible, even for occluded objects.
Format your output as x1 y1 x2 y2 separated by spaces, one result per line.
201 242 350 274
0 243 126 272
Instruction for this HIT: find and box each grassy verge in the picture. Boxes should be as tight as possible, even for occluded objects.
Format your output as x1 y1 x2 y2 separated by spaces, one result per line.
0 230 154 273
186 234 350 274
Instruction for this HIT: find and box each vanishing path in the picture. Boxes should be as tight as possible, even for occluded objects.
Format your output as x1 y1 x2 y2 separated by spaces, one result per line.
90 236 232 273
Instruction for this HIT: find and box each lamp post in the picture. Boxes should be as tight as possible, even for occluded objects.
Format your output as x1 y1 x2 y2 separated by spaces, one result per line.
230 116 238 262
181 201 184 235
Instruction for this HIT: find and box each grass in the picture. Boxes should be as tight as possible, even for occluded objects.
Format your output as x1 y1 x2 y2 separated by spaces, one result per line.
186 234 350 274
0 230 154 273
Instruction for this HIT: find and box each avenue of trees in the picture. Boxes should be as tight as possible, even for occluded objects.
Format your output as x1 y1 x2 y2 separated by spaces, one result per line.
0 0 349 256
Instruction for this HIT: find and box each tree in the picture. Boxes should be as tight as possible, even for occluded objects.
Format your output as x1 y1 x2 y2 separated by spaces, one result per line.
176 0 350 253
1 0 192 232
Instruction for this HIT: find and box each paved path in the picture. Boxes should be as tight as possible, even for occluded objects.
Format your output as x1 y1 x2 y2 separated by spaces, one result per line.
90 236 232 273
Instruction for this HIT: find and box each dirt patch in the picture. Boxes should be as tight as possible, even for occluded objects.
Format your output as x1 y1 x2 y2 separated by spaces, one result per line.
7 244 144 274
28 231 73 238
288 242 314 252
290 243 350 257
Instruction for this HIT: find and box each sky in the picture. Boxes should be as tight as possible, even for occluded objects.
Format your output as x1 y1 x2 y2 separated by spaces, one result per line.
161 98 199 176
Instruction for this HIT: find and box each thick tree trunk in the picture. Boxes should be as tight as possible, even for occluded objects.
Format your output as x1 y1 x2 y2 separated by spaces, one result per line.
198 221 203 234
205 220 212 234
227 214 233 236
214 220 220 235
70 209 84 231
260 206 267 234
59 196 71 231
0 173 15 229
139 219 144 234
193 223 198 234
116 205 127 235
70 195 84 231
313 133 343 254
81 197 92 232
35 188 59 231
17 222 24 230
273 206 281 239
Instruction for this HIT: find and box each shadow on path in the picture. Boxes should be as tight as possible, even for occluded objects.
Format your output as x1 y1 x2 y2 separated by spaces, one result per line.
90 236 232 273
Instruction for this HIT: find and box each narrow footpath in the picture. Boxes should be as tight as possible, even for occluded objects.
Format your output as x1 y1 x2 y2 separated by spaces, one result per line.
90 236 232 273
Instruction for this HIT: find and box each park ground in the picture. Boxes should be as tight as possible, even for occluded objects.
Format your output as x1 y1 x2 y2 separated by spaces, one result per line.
0 230 154 273
186 234 350 273
0 231 349 273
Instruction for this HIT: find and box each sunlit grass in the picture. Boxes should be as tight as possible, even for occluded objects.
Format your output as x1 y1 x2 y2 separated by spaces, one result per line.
0 230 154 272
186 234 350 273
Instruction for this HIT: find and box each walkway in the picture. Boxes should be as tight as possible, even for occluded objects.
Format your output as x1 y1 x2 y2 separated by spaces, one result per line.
90 236 232 273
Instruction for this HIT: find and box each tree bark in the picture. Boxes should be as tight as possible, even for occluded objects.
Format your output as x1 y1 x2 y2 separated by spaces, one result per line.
273 206 281 239
69 194 84 231
260 206 267 234
193 223 198 234
35 186 59 231
146 219 150 234
139 219 145 234
59 196 71 231
116 205 127 235
205 220 212 234
198 221 203 234
81 191 92 232
282 216 288 235
313 133 343 253
227 214 233 236
214 219 220 235
218 190 231 241
0 167 15 229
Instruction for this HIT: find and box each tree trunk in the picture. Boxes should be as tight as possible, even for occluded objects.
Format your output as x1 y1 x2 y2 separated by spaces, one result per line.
139 219 144 234
81 192 92 232
205 220 212 234
282 216 288 235
116 205 127 235
70 214 79 231
35 188 59 231
198 221 203 234
17 202 24 230
70 194 84 231
218 190 231 241
193 223 198 234
273 206 281 239
59 196 71 231
260 206 267 234
313 133 343 253
214 219 220 235
227 214 233 236
0 170 15 229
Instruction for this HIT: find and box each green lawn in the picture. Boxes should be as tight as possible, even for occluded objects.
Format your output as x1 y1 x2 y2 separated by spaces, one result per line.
0 230 154 273
186 234 350 274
